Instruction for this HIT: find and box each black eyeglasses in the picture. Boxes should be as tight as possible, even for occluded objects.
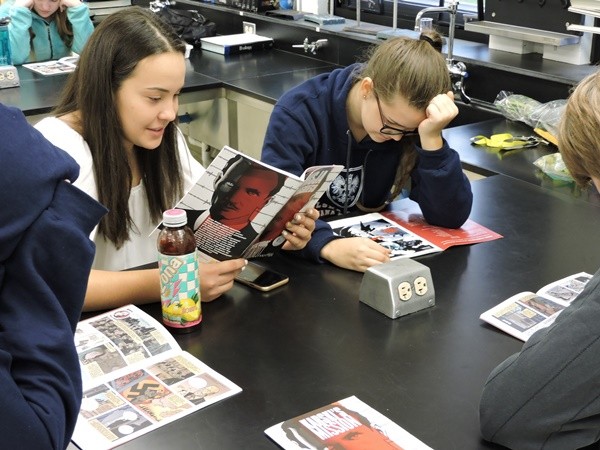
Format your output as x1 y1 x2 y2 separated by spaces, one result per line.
374 93 419 137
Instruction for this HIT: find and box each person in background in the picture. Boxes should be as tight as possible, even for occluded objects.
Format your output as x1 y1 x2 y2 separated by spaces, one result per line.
0 103 106 449
261 31 472 272
35 7 316 312
479 70 600 449
0 0 94 65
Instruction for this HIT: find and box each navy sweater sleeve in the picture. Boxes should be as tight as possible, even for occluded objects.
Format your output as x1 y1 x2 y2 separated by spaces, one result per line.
0 104 106 450
479 270 600 450
410 141 473 229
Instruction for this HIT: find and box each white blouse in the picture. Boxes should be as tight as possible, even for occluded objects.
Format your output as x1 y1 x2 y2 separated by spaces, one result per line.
36 117 204 270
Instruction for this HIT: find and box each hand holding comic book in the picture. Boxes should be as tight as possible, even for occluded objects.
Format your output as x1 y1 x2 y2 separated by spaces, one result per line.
176 146 343 262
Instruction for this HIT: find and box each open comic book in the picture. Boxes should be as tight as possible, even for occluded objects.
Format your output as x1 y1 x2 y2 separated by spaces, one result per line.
265 395 433 450
480 272 593 341
176 146 343 262
22 55 79 75
71 305 242 450
327 198 503 260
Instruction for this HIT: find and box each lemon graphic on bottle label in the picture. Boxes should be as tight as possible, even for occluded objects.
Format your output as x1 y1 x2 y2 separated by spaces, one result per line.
179 298 200 322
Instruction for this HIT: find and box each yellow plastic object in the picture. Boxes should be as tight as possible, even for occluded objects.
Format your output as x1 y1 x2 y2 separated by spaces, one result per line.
470 133 513 147
470 133 547 150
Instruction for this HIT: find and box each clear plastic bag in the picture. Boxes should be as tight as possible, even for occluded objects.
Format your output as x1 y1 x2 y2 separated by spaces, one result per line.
528 100 566 137
533 153 573 182
494 91 541 127
494 91 565 142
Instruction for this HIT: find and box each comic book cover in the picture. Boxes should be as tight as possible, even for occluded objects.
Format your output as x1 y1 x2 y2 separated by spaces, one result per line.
265 395 433 450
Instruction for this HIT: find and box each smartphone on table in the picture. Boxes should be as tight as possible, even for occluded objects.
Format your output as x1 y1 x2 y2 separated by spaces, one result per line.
235 261 289 292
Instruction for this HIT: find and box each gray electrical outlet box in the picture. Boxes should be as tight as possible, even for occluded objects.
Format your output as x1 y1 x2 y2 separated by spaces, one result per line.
359 259 435 319
0 65 20 89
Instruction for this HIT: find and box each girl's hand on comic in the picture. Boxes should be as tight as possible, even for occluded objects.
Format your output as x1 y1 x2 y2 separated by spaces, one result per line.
321 237 391 272
281 208 319 251
419 91 458 151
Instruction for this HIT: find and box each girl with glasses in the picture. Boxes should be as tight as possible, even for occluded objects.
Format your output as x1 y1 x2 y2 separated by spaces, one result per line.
262 31 472 272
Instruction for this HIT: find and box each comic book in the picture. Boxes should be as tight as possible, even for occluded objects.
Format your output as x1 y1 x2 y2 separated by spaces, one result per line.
71 305 242 450
265 395 433 449
22 56 79 76
175 145 343 262
479 272 593 341
327 199 503 260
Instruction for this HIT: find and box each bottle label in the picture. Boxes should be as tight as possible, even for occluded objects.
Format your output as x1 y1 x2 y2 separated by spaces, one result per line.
158 251 202 329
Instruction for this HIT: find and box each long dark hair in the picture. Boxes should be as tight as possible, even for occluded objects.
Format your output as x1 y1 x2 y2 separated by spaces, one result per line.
54 6 187 248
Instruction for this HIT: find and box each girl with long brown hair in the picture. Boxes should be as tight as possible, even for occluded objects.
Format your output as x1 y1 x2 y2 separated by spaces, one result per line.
34 7 317 311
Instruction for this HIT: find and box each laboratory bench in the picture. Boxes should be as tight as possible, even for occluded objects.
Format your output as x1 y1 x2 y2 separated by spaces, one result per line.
443 117 600 206
156 0 600 105
1 48 338 159
81 174 600 450
1 48 334 118
2 41 594 202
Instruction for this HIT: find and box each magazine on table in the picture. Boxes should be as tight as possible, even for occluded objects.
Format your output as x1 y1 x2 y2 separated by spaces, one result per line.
480 272 593 341
265 395 433 449
22 55 79 75
327 198 503 260
175 145 343 262
71 305 242 450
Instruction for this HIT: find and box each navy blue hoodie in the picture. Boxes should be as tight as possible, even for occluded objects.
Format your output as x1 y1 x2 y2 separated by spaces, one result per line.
262 64 473 262
0 104 106 449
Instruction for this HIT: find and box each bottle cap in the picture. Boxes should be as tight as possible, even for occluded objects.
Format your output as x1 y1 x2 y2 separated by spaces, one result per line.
162 208 187 227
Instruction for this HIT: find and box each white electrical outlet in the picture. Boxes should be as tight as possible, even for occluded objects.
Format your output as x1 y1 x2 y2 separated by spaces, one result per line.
398 281 413 301
414 276 428 296
242 21 256 34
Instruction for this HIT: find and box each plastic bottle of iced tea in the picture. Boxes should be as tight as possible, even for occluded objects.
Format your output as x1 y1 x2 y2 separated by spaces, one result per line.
157 208 201 332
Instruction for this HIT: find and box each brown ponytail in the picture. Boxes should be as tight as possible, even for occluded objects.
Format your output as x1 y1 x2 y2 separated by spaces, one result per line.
355 31 451 210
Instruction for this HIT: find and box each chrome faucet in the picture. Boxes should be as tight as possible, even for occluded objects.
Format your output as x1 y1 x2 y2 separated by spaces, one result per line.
292 38 329 55
414 0 459 64
414 0 471 104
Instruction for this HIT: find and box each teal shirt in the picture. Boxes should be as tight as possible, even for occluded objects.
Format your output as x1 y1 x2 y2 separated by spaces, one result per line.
0 1 93 65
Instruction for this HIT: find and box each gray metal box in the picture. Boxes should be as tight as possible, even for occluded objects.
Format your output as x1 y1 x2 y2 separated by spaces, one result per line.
359 259 435 319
